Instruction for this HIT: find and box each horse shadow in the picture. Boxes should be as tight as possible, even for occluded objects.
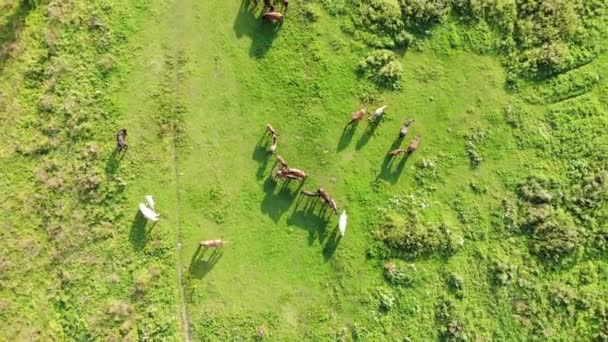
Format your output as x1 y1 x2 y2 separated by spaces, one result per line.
0 1 33 72
105 148 126 177
377 152 410 184
189 245 223 279
233 0 281 59
355 120 381 150
130 210 156 250
322 226 341 262
337 123 358 152
260 176 301 222
253 132 273 180
287 195 332 246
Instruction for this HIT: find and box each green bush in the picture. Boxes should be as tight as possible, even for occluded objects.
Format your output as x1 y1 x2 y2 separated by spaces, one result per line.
399 0 450 28
357 49 403 89
353 0 413 48
530 215 579 263
377 212 450 258
383 261 416 287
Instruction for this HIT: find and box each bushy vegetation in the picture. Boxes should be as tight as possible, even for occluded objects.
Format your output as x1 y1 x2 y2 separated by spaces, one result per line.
357 49 403 90
2 0 607 340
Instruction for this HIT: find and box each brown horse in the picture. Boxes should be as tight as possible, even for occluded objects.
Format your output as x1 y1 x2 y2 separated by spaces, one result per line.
262 11 284 23
407 135 421 153
116 129 128 151
347 108 366 126
286 168 306 179
276 155 288 168
302 190 318 197
318 188 338 214
388 148 407 157
276 169 304 180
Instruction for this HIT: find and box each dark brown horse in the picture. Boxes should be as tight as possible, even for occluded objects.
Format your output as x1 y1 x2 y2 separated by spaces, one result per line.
262 11 284 23
116 129 128 151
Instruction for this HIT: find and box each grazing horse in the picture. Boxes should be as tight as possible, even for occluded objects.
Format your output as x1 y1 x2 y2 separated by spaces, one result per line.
116 129 128 151
276 169 302 180
407 135 421 153
302 190 318 197
266 123 278 136
276 167 306 181
370 105 387 122
399 118 415 138
269 134 278 154
200 239 226 248
388 148 407 157
276 155 288 168
347 108 366 126
263 11 284 23
286 168 306 179
318 188 338 214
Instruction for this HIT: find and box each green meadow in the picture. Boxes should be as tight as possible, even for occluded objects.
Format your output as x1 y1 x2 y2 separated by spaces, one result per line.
1 0 607 340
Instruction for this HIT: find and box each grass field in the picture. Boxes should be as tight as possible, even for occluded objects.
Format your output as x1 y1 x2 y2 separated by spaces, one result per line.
1 0 607 340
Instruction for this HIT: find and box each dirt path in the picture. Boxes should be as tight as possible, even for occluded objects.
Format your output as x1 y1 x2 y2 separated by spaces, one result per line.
168 0 192 340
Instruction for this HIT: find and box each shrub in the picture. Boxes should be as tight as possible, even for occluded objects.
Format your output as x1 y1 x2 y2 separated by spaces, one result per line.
357 50 403 90
435 297 468 341
530 215 579 263
354 0 412 48
383 261 416 287
377 287 396 311
517 176 559 205
503 102 527 128
492 260 517 286
399 0 450 28
448 273 464 298
377 212 450 258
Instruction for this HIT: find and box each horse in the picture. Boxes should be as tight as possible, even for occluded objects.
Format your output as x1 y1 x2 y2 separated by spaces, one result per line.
407 135 421 153
388 148 407 157
116 129 128 151
347 108 366 126
399 118 415 138
269 134 278 154
276 155 288 168
370 105 387 122
262 11 284 23
266 123 278 136
302 190 318 197
200 239 226 248
286 167 306 179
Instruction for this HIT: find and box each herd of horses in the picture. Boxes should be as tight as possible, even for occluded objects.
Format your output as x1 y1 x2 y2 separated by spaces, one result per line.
263 124 340 215
116 0 423 252
117 102 421 250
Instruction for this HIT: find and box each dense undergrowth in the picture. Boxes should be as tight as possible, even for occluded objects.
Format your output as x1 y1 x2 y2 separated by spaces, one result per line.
0 0 178 339
314 0 608 339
